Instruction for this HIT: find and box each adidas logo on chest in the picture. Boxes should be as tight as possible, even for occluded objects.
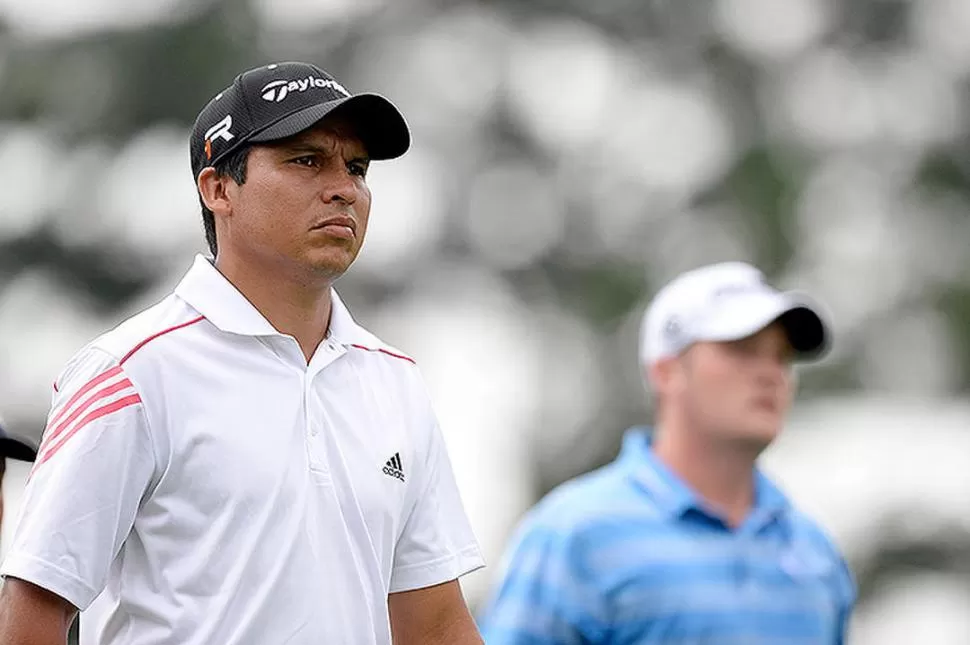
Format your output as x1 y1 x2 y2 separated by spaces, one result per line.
383 452 405 482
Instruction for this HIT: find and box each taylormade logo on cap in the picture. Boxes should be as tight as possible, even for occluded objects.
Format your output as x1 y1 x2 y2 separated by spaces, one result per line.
260 76 351 103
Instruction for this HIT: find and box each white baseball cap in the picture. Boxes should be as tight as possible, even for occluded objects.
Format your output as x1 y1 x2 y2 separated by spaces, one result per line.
639 261 830 366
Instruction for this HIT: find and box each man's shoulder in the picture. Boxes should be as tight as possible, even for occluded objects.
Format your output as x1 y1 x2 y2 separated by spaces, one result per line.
47 296 195 420
760 471 850 569
59 295 201 378
344 326 416 368
787 507 846 559
522 462 661 543
341 326 425 402
785 506 856 597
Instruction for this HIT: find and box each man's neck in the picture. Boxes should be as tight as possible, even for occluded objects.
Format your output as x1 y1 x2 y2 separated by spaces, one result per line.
652 423 759 528
215 253 333 362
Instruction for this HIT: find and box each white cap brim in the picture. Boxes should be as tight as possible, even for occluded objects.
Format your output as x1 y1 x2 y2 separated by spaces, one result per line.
694 290 829 360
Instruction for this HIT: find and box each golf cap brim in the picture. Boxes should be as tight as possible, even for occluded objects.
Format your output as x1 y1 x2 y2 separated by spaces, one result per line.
695 290 829 360
249 93 410 161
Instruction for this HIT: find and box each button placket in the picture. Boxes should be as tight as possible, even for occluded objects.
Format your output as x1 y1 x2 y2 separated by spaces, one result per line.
304 367 336 482
308 369 318 438
303 372 323 467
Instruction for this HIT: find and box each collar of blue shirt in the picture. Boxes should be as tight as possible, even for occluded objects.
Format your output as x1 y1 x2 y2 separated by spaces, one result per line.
618 427 791 533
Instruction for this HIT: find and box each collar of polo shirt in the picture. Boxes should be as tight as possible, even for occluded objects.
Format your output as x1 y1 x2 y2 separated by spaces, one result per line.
174 254 370 346
620 428 790 527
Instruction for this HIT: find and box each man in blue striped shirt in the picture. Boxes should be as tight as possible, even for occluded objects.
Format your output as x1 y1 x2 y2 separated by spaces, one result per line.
478 262 855 644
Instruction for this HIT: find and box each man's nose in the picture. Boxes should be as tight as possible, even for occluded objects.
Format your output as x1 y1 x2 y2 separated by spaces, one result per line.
755 355 787 386
320 166 358 205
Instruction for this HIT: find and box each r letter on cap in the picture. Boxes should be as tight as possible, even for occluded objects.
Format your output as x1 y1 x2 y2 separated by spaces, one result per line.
204 115 235 159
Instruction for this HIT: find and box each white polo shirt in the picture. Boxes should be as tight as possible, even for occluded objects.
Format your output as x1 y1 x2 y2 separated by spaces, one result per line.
1 255 484 645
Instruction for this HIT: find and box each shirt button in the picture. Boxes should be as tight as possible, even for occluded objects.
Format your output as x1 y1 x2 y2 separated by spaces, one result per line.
310 427 318 436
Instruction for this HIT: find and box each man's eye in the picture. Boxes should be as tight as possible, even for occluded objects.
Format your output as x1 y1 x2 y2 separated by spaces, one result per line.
349 162 369 177
292 156 318 167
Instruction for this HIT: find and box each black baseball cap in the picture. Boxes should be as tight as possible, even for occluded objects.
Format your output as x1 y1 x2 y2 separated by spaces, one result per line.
190 61 410 179
0 417 37 462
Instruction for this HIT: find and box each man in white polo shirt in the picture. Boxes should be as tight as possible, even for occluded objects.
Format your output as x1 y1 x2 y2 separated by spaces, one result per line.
0 61 485 645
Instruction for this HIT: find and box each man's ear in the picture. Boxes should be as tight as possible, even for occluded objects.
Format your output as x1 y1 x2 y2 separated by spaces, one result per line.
197 167 232 217
649 355 682 399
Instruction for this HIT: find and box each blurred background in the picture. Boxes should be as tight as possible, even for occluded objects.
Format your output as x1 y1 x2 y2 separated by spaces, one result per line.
1 0 970 642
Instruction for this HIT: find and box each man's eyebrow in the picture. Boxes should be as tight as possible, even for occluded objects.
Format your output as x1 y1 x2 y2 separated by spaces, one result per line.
275 141 370 162
275 141 331 155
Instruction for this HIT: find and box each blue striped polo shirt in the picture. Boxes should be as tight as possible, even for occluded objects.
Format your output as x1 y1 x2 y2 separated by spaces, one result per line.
477 428 855 644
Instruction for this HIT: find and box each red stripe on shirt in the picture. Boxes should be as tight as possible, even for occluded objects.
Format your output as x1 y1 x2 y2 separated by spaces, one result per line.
34 394 142 470
350 344 416 364
46 366 122 431
30 316 203 477
119 315 205 365
38 378 135 457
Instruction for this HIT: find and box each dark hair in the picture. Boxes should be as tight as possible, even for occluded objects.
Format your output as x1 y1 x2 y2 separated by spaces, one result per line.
199 145 252 256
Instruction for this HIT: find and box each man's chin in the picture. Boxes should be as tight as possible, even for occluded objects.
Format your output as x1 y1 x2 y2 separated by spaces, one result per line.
301 248 358 277
714 418 780 451
737 423 782 449
310 259 353 277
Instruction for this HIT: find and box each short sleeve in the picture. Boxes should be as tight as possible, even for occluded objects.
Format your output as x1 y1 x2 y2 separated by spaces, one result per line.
476 518 610 645
0 346 157 610
388 372 484 593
